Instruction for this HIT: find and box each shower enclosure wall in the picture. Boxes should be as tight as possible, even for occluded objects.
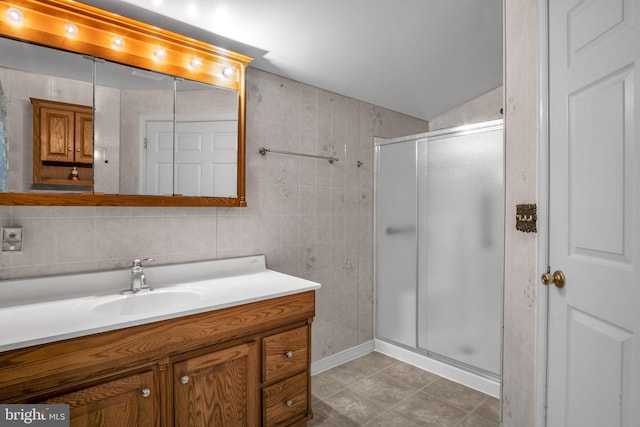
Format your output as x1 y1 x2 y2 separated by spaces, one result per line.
375 120 503 391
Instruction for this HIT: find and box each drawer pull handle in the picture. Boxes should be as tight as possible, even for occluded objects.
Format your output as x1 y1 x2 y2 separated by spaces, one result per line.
285 351 293 358
286 400 293 407
180 375 190 384
140 388 151 398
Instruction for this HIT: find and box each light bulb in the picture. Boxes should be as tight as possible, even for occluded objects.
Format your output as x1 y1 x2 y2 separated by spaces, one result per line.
189 57 203 70
6 7 24 25
153 47 167 61
222 66 235 77
112 36 124 49
64 23 78 37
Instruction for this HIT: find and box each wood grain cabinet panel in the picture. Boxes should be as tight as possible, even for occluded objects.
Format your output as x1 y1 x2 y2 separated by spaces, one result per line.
173 342 259 427
262 372 308 427
263 326 308 383
75 112 95 164
42 370 159 427
40 107 75 162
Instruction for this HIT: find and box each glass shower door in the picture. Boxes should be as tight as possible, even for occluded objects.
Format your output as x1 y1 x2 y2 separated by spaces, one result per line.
375 140 417 347
417 126 503 375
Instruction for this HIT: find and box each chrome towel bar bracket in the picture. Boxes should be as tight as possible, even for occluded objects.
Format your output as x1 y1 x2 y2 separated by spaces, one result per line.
259 147 338 164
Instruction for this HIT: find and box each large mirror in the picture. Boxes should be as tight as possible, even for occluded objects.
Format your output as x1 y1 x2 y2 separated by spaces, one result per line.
0 0 251 206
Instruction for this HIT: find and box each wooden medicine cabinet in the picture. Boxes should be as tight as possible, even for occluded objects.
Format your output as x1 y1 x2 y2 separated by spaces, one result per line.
31 98 94 189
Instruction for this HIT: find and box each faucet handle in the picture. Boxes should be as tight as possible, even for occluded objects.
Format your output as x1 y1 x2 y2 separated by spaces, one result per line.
132 257 154 267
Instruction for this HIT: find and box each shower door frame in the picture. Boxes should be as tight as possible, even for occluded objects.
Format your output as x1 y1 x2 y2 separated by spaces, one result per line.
373 119 505 388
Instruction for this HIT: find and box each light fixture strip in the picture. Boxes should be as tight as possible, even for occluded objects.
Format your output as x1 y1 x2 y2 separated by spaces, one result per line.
0 0 251 90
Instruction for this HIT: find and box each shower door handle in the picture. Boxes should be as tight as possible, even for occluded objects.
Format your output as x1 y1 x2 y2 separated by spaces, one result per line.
541 270 565 288
385 226 415 235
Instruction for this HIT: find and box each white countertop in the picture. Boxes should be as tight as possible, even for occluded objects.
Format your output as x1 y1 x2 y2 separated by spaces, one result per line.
0 255 321 352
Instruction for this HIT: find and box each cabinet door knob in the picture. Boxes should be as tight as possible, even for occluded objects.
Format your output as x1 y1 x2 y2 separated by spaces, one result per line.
285 351 293 358
76 148 80 152
180 375 190 384
285 400 293 407
140 388 151 398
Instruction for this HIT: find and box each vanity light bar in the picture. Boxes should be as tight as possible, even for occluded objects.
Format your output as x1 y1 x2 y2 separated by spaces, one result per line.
0 0 251 90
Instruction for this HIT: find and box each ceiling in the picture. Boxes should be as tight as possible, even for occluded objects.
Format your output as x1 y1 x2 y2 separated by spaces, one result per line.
84 0 503 121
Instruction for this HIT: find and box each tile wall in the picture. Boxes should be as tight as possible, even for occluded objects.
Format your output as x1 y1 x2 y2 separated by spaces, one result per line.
502 0 539 425
0 67 428 362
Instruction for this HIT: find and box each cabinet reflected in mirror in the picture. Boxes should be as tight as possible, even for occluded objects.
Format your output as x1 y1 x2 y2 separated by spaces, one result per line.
0 37 240 198
0 39 93 193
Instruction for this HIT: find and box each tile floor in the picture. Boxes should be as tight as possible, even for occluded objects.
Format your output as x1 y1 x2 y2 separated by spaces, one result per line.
309 352 500 427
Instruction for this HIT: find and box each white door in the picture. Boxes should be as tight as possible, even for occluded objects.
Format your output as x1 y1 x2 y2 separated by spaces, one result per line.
144 119 237 196
174 120 237 197
144 120 174 195
547 0 640 426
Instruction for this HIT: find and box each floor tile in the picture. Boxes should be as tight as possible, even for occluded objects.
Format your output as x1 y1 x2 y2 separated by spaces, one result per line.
346 351 397 372
310 352 501 427
318 389 383 425
320 358 377 387
391 391 468 427
381 360 441 388
423 377 489 411
349 372 417 408
312 373 345 399
363 411 421 426
459 412 500 427
475 396 500 421
307 411 341 427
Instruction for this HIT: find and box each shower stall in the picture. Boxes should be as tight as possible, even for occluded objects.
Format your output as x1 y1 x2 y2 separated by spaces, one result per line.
374 120 503 394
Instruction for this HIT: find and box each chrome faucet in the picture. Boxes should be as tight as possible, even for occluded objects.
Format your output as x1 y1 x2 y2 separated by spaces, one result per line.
122 258 154 294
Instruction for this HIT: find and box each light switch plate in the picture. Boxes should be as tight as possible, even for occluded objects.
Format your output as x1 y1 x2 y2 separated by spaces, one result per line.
515 204 537 233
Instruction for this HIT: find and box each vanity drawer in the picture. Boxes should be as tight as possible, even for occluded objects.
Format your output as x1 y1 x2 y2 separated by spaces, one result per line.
262 371 307 427
263 326 308 382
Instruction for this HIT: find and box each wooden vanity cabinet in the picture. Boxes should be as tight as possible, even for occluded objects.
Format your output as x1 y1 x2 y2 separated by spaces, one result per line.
0 291 315 427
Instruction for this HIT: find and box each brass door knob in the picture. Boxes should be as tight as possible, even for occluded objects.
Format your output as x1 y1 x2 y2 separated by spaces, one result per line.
541 270 565 288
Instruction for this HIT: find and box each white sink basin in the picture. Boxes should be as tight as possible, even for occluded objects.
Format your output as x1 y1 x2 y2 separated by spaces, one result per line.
92 289 202 316
0 255 322 352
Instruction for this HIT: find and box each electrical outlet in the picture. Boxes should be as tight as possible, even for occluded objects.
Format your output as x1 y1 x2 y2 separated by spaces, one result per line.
2 227 23 251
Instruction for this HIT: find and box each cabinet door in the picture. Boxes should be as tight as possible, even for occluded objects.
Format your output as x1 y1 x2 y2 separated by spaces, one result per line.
40 107 74 162
42 370 159 427
74 112 94 164
173 342 258 427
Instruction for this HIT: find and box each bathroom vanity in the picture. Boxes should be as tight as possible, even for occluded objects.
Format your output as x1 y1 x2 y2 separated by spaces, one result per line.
0 255 320 426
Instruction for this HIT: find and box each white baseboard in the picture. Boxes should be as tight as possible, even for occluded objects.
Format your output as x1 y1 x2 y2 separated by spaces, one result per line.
374 339 500 398
311 340 375 376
